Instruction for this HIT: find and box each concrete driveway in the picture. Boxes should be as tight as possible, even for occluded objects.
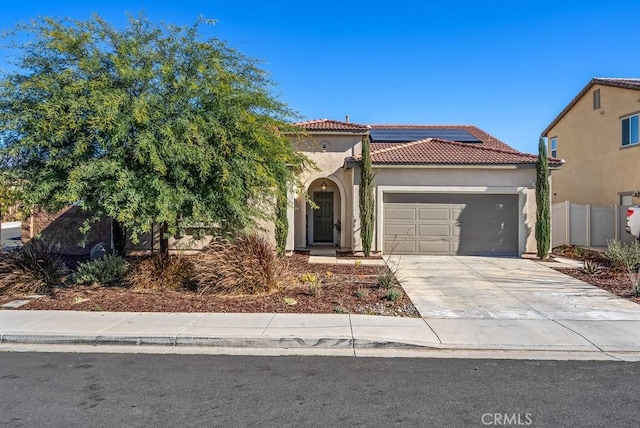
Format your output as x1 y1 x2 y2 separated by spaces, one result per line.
389 256 640 352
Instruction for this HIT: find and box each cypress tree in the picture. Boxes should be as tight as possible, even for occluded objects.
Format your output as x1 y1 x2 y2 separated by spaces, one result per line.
536 137 551 259
274 181 288 257
359 135 375 256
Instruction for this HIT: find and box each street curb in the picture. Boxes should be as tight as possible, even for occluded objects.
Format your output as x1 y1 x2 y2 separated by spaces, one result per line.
0 333 438 350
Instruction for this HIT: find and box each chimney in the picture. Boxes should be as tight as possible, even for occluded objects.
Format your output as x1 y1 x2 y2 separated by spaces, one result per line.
345 114 350 123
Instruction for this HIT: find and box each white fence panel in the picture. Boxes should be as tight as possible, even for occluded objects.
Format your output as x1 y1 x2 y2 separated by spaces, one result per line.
590 206 615 246
552 203 567 247
552 202 633 248
569 203 589 247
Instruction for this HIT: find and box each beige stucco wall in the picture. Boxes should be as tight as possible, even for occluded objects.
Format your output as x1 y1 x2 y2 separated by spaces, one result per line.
286 133 539 254
289 134 362 250
546 84 640 205
367 166 539 254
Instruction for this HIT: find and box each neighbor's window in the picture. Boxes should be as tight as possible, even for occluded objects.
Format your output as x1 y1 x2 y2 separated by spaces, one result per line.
593 89 600 110
550 137 557 158
621 114 639 146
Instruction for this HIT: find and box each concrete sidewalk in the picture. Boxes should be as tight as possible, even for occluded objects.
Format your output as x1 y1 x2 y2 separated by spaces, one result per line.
0 311 438 349
1 310 640 361
2 256 640 361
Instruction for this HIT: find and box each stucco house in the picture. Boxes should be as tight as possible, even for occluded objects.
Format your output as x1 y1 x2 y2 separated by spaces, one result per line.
286 119 561 256
541 78 640 206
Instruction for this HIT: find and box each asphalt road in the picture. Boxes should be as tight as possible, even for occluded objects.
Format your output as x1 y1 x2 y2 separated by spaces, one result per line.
0 353 638 427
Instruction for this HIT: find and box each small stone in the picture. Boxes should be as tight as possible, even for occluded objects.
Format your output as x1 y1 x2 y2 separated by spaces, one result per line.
0 300 31 310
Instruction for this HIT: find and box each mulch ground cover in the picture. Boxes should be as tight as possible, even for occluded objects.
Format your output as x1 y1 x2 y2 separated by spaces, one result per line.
4 253 418 317
548 245 640 304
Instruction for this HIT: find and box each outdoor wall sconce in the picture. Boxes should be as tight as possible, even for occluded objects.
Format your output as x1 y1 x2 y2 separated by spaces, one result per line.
321 179 327 191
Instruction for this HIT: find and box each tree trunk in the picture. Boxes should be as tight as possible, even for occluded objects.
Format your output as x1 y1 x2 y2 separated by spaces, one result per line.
159 221 169 258
112 219 127 256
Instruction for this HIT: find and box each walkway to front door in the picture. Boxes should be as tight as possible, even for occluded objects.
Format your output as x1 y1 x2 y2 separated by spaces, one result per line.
313 191 333 242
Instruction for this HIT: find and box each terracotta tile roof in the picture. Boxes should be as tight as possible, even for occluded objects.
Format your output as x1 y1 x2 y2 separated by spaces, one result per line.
369 124 515 151
297 119 563 167
294 119 370 132
542 77 640 136
359 138 564 167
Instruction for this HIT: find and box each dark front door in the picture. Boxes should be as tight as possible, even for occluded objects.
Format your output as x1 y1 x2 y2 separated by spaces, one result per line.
313 192 334 242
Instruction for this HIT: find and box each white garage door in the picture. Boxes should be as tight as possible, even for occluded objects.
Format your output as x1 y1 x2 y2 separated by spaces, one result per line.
383 193 519 256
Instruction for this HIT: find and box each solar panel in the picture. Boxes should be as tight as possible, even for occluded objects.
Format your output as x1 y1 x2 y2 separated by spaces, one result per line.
370 129 481 143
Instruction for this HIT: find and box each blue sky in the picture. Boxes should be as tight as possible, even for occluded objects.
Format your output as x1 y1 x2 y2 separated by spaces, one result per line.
1 0 639 154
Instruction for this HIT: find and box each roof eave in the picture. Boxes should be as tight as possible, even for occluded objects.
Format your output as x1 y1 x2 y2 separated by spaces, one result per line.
371 162 539 169
307 130 369 135
344 159 360 169
542 78 640 136
289 129 369 136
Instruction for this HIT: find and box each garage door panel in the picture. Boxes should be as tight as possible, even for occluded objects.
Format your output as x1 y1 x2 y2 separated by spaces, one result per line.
385 224 416 236
385 208 416 220
458 240 514 256
386 240 416 254
418 224 449 237
418 240 451 254
418 208 450 220
383 194 518 256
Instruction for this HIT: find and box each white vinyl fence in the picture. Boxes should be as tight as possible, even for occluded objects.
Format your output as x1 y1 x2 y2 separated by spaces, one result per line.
552 202 635 248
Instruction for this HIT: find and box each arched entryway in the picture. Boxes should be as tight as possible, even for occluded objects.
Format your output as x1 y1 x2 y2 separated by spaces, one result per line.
294 175 346 249
311 188 334 243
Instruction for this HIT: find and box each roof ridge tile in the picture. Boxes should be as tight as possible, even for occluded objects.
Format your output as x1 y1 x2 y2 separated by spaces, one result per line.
367 138 564 166
294 118 370 131
370 140 426 155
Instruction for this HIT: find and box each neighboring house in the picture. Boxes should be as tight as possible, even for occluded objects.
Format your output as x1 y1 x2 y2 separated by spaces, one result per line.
287 119 562 256
542 78 640 206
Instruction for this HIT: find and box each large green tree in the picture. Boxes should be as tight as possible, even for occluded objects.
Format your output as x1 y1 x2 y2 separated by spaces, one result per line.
535 137 551 259
0 15 307 255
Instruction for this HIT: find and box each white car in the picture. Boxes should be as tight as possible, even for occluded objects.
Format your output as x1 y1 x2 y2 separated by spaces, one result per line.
1 221 22 250
626 207 640 240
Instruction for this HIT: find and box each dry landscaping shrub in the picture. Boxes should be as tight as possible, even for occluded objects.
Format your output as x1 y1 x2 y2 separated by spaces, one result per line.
0 239 68 295
195 234 293 295
299 272 318 284
308 282 322 297
127 253 196 291
333 305 348 314
386 287 403 301
582 259 600 275
283 297 297 306
377 265 399 289
355 287 370 299
605 239 640 296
